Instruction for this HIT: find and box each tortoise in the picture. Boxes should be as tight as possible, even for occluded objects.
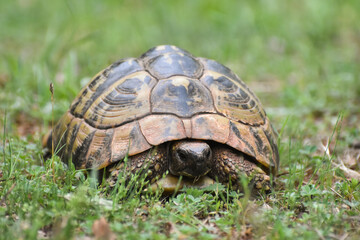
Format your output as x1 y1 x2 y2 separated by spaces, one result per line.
43 45 279 194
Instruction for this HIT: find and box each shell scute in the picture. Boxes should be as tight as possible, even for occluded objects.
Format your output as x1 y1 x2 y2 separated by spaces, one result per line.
85 129 114 169
142 45 203 79
83 71 156 128
73 129 96 169
151 77 215 117
146 53 202 79
191 114 230 144
70 58 144 118
111 121 151 164
141 45 191 61
226 120 278 173
199 58 239 81
139 115 186 146
201 71 266 125
51 111 74 159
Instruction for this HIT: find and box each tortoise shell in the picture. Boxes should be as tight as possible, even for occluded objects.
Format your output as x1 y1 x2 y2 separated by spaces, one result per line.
46 45 279 175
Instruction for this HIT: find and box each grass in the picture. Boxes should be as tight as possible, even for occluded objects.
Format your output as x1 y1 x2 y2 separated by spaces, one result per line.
1 0 360 239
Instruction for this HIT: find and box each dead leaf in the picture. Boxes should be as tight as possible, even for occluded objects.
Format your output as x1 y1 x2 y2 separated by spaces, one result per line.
92 217 116 240
228 224 253 240
15 112 41 137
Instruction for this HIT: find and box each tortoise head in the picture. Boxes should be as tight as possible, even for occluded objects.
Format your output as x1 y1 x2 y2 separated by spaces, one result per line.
169 140 213 178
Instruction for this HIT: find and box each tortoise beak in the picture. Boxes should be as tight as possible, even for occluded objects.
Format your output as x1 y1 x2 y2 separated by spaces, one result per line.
150 174 215 194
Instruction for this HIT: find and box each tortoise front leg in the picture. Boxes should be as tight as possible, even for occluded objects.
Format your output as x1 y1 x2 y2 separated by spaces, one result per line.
107 145 168 187
209 145 271 195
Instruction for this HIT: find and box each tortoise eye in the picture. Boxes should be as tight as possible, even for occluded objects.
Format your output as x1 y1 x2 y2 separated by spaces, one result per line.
205 149 212 159
177 150 188 162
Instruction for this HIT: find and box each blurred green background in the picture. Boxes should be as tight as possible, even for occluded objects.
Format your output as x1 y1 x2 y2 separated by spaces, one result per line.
1 1 360 238
1 0 359 131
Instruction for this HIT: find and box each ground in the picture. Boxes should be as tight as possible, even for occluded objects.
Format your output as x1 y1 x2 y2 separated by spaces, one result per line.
1 0 360 239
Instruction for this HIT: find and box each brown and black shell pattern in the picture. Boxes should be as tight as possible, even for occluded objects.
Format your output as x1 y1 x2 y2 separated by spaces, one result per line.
46 45 279 175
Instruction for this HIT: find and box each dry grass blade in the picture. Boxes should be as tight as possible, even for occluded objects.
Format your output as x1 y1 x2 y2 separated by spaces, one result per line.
335 161 360 181
50 82 55 182
321 140 360 181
